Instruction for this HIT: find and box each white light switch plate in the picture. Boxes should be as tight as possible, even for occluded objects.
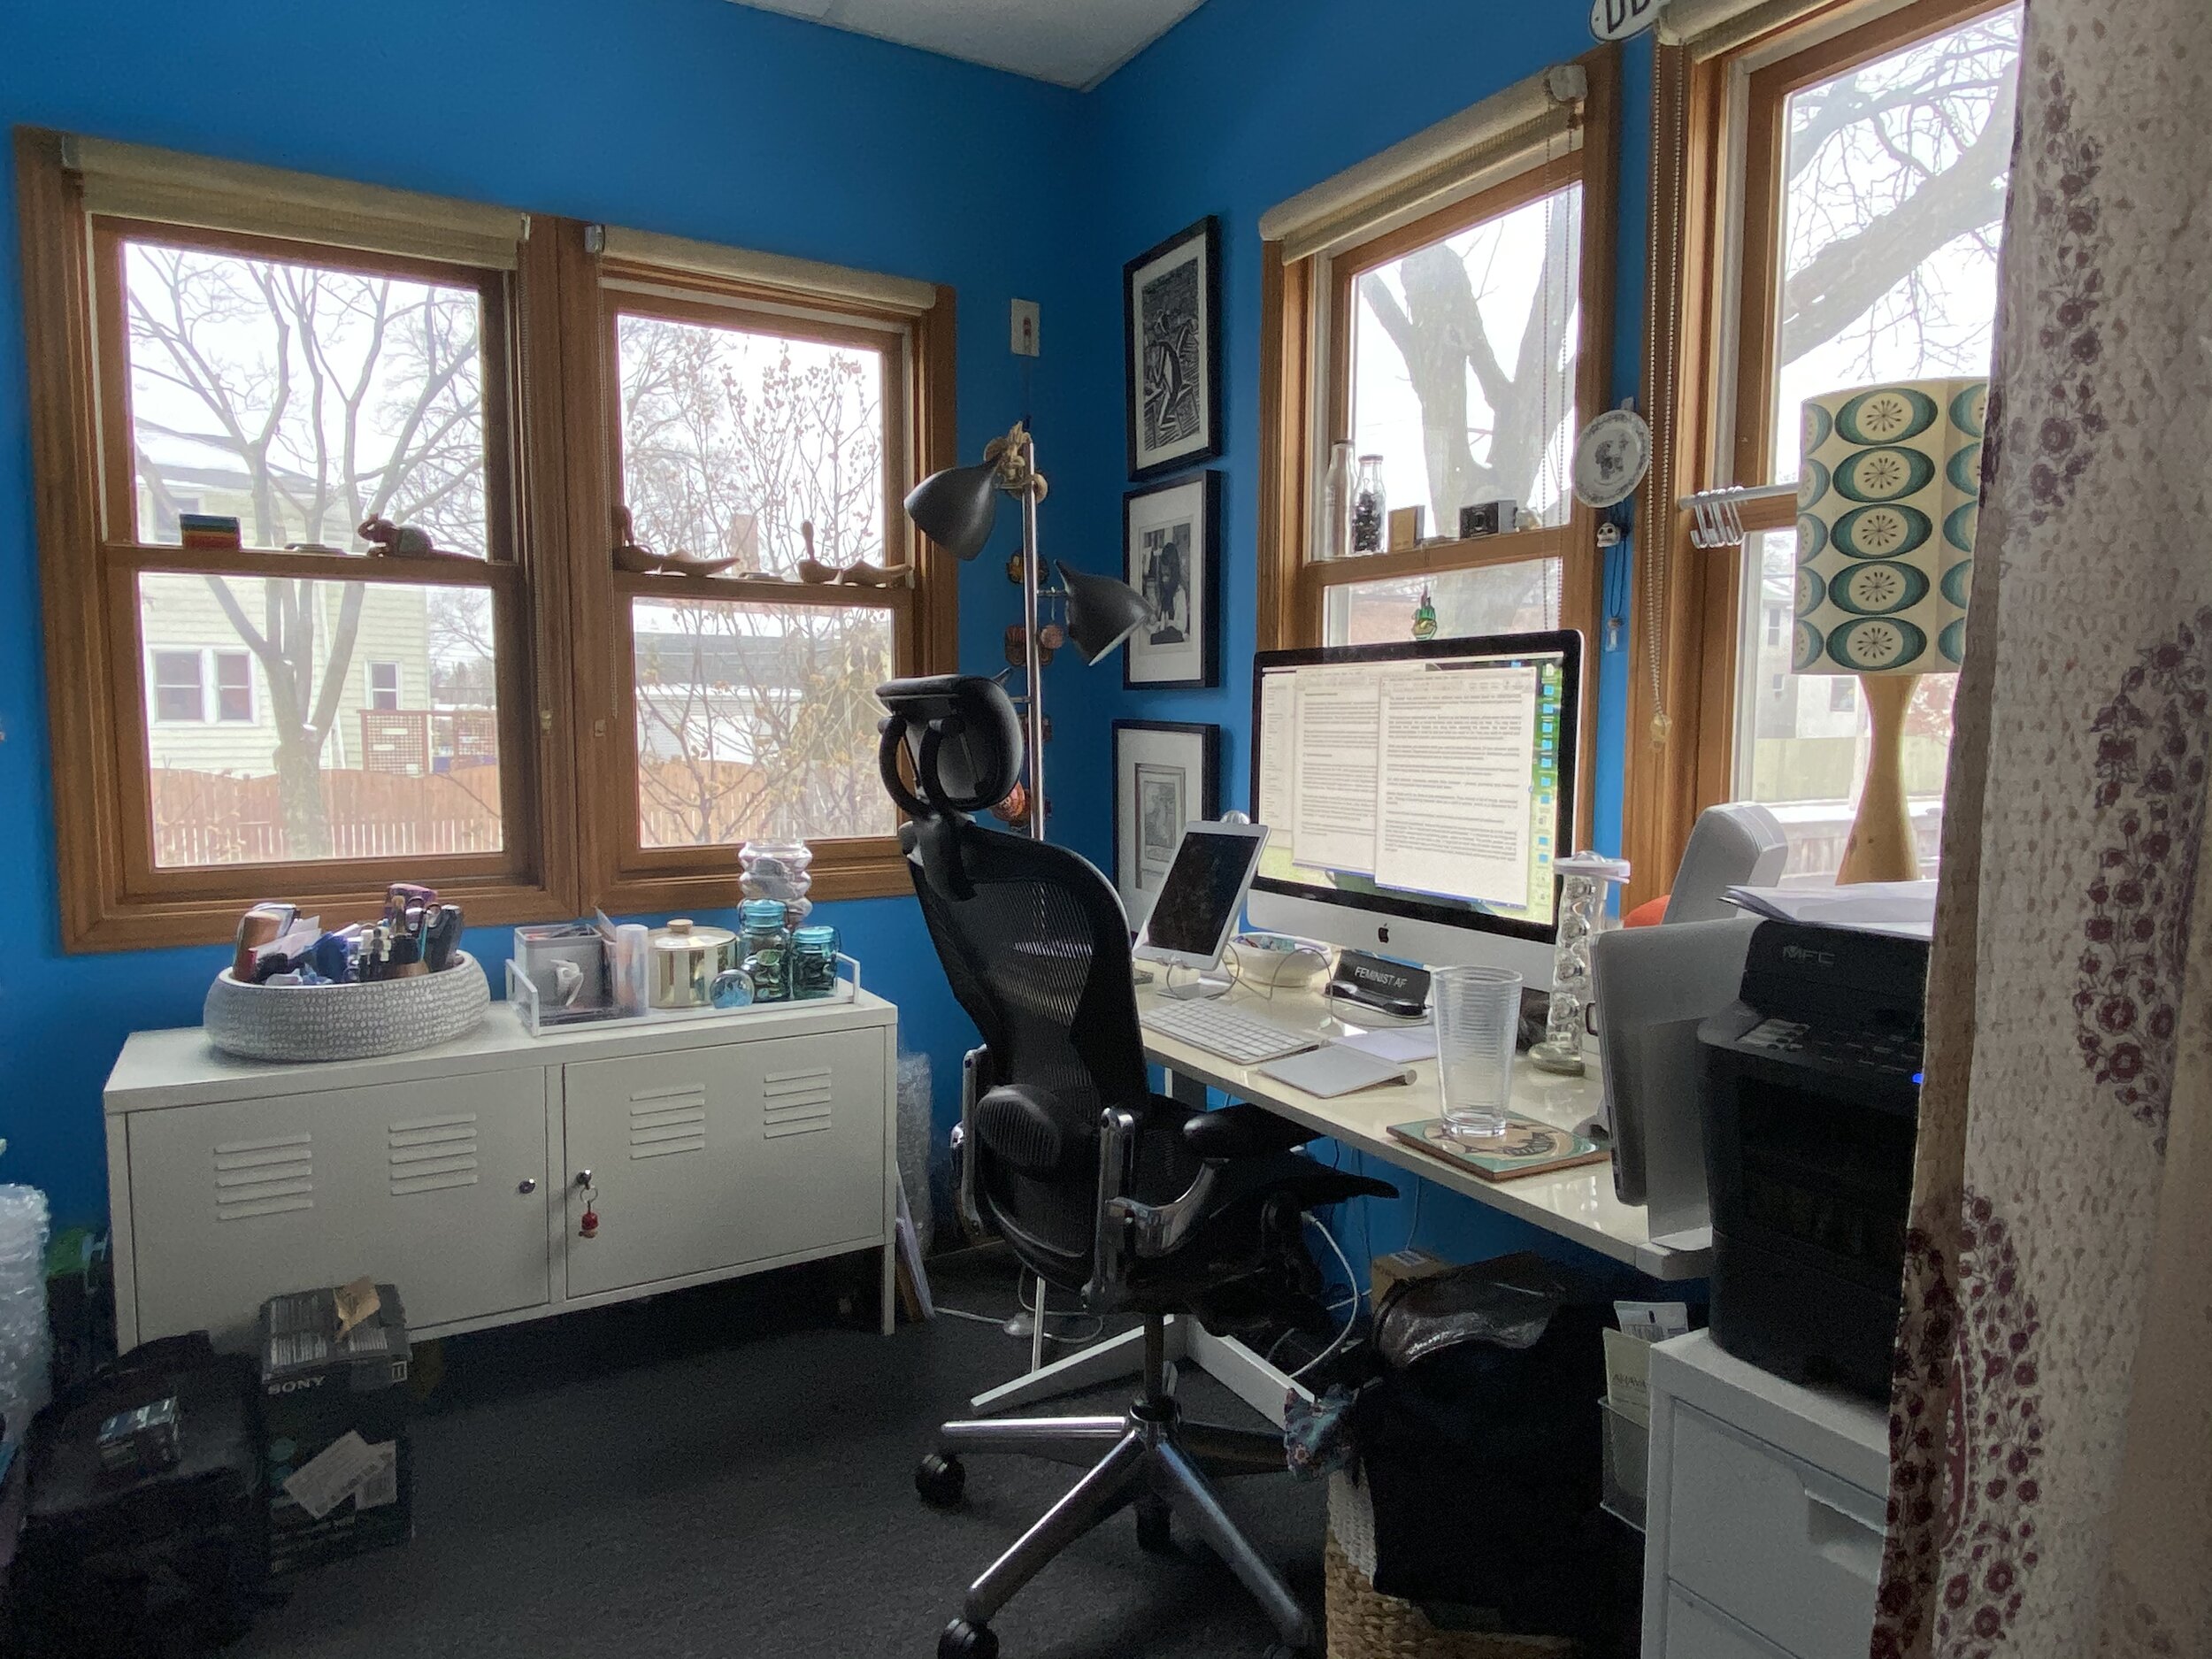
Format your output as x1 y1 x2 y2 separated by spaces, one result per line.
1010 298 1041 357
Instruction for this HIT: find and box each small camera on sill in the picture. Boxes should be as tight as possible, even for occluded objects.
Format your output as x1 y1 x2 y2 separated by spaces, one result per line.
1458 498 1517 539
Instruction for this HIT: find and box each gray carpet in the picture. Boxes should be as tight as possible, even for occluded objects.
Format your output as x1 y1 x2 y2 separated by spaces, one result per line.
231 1251 1325 1659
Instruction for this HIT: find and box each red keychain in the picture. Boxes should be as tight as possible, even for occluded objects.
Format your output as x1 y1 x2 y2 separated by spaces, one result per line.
575 1172 599 1239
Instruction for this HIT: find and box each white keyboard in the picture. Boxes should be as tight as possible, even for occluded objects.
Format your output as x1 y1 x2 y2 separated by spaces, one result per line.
1140 999 1325 1064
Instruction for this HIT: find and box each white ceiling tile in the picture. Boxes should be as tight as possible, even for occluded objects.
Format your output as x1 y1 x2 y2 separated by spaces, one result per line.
729 0 1209 89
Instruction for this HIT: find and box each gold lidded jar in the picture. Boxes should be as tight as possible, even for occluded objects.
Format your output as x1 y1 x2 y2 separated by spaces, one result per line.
648 918 739 1009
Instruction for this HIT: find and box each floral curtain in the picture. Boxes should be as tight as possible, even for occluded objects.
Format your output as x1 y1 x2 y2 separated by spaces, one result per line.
1870 2 2212 1655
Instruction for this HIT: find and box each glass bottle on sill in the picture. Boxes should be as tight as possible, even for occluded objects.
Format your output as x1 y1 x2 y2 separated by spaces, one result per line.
1350 455 1386 555
1319 441 1356 562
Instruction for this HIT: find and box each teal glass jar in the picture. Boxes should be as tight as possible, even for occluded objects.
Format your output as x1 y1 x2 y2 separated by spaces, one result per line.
738 898 791 1002
790 924 841 1000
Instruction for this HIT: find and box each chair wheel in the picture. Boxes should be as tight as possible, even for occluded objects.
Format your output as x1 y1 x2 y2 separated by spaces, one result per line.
1135 1496 1173 1554
915 1453 966 1508
939 1617 998 1658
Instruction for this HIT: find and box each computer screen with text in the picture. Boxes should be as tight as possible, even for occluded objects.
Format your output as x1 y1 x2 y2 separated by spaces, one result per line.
1252 637 1572 933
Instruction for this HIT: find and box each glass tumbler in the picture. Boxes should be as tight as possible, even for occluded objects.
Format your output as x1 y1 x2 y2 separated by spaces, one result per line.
1432 965 1524 1137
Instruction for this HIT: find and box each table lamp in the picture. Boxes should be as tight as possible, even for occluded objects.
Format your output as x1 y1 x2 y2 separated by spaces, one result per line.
1793 377 1984 883
904 422 1154 840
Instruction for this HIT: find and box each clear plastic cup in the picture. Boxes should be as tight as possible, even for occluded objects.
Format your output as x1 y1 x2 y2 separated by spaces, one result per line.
1432 965 1524 1137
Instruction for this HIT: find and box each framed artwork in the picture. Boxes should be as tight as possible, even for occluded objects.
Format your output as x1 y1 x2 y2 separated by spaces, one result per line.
1112 720 1221 921
1123 471 1221 690
1124 216 1224 481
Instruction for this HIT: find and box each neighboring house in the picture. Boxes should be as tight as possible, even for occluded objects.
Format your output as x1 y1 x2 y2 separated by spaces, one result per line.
142 577 434 778
631 628 851 764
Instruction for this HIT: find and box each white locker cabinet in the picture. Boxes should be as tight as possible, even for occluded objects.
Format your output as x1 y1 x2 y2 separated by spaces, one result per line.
562 1031 887 1300
1640 1332 1889 1659
127 1070 549 1348
104 991 902 1352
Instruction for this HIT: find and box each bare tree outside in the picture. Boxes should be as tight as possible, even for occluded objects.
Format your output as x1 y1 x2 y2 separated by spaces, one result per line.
125 241 496 860
618 315 897 845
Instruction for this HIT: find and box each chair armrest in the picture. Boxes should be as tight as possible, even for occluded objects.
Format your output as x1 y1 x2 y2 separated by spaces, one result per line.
1179 1101 1321 1159
954 1045 990 1238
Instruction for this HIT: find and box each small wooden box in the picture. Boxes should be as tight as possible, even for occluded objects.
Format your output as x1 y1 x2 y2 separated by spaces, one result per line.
1386 505 1425 551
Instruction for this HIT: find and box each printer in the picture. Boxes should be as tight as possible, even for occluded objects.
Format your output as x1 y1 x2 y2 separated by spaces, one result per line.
1698 918 1928 1402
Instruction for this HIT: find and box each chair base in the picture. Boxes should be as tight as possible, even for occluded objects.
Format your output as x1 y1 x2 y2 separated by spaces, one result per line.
925 1315 1316 1655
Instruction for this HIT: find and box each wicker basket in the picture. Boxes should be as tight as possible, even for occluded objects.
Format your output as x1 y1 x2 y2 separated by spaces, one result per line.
204 953 490 1062
1325 1473 1576 1659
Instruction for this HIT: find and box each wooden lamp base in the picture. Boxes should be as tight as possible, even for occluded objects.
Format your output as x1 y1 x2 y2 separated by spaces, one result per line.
1838 673 1920 884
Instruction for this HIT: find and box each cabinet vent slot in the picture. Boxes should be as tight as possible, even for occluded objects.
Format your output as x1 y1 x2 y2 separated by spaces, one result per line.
213 1133 313 1221
388 1113 480 1195
762 1066 833 1140
630 1085 707 1159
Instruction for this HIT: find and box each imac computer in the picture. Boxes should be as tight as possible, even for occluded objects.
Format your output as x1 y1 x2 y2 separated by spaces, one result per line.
1246 630 1581 984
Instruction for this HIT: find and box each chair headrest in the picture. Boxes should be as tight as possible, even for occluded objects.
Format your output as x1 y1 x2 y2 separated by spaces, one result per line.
876 674 1025 820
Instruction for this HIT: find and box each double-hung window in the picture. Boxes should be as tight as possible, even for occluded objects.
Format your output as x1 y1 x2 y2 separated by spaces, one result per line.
1628 0 2023 894
17 132 956 949
1257 52 1618 847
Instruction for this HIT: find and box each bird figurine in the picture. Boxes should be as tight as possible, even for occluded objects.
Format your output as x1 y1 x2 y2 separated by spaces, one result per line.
796 520 841 585
612 506 739 577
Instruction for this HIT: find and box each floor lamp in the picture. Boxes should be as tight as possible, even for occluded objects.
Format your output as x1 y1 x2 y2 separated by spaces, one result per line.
1794 378 1984 882
903 422 1154 840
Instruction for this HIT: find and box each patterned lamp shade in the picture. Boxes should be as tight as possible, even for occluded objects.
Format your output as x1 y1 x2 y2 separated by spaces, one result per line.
1794 377 1985 676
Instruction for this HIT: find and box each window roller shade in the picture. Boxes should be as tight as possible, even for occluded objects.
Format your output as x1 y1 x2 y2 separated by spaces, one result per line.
597 227 939 317
1259 63 1587 265
64 135 526 270
1660 0 1892 58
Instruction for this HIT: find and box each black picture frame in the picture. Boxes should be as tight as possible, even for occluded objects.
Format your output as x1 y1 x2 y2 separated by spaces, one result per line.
1111 719 1222 920
1123 470 1222 690
1124 216 1224 481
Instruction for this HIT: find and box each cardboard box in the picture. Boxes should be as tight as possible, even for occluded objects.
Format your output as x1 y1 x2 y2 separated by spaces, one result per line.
259 1283 413 1574
1369 1244 1454 1307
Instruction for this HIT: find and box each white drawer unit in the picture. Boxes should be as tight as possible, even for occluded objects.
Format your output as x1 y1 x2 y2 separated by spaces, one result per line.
1641 1332 1890 1659
104 991 902 1352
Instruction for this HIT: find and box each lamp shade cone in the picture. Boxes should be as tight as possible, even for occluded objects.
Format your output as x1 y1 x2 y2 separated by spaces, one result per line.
1056 561 1156 664
902 462 1002 560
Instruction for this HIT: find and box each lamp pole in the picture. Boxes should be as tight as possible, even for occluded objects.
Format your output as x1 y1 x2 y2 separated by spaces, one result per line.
1018 453 1047 841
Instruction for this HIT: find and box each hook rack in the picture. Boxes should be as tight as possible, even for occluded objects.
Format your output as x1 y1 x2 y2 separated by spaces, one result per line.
1676 482 1797 549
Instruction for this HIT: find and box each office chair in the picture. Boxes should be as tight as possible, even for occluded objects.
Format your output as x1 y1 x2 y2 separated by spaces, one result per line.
878 675 1394 1659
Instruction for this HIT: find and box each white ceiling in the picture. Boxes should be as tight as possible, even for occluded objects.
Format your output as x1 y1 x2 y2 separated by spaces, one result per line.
729 0 1209 89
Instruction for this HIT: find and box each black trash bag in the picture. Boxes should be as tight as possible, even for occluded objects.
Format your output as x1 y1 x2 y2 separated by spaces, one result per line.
1349 1253 1640 1656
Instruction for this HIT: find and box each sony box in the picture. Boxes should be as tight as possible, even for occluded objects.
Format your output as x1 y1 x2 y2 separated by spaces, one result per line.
258 1283 413 1574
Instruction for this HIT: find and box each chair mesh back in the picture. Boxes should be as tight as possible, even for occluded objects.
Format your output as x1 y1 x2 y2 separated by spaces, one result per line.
908 823 1149 1272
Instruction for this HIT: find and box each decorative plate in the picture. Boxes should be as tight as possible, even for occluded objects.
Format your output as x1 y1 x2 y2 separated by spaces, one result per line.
1571 408 1652 509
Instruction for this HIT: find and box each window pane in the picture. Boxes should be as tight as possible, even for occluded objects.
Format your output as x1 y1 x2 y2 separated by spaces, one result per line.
213 651 254 723
1767 6 2022 483
1348 182 1580 545
1734 530 1954 881
1323 559 1561 648
139 572 503 866
123 241 489 555
150 649 204 724
632 596 896 847
617 314 887 580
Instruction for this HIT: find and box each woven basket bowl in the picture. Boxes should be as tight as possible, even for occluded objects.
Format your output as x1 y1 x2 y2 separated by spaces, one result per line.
204 953 490 1063
1324 1535 1577 1659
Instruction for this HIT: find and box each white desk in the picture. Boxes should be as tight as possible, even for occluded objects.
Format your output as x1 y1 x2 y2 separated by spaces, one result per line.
970 979 1709 1425
1138 980 1711 1283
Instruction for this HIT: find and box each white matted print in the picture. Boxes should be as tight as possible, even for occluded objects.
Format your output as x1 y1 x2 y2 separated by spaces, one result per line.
1112 720 1220 923
1124 218 1223 480
1123 471 1220 689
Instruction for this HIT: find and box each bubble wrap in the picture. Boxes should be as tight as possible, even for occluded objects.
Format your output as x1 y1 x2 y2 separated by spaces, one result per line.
0 1186 51 1444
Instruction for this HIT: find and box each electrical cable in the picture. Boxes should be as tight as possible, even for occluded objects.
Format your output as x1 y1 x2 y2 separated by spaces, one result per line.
1290 1214 1363 1381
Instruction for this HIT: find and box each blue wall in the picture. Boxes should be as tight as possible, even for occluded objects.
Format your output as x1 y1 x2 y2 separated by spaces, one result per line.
0 0 1094 1227
0 0 1654 1281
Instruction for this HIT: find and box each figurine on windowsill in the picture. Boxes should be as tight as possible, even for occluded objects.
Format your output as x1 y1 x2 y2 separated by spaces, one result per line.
612 505 740 577
796 520 841 585
359 517 470 558
795 519 911 588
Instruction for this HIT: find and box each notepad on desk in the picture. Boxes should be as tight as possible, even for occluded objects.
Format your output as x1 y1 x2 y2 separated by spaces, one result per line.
1256 1043 1419 1098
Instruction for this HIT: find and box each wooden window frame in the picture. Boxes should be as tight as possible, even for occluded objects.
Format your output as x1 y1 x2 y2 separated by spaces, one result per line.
1259 45 1618 854
572 258 957 915
16 129 956 949
1624 0 2013 908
